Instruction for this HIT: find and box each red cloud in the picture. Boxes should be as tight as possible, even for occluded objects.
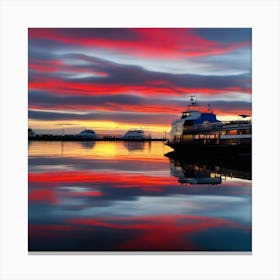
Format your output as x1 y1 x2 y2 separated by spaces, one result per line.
29 76 249 97
29 58 108 77
29 59 64 73
29 28 250 58
28 103 179 114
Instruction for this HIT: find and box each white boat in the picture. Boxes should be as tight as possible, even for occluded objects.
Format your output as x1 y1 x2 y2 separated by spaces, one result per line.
120 129 147 140
166 96 251 153
76 129 98 139
28 128 36 137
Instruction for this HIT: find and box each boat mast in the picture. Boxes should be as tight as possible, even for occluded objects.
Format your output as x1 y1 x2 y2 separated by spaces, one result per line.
189 96 199 110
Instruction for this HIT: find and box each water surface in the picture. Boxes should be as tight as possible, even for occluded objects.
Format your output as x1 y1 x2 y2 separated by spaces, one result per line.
28 141 251 251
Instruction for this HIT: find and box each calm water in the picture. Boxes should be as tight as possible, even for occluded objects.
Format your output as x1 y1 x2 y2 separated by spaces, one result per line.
28 141 251 251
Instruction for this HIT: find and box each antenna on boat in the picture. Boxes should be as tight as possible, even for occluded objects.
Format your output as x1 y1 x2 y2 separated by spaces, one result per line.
207 104 213 113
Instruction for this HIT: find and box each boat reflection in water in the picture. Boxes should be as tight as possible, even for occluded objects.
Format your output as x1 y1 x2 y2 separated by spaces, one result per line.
80 141 96 150
123 141 145 152
170 159 222 185
166 151 251 186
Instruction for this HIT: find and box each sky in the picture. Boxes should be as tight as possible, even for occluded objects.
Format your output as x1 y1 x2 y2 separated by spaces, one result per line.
28 28 252 137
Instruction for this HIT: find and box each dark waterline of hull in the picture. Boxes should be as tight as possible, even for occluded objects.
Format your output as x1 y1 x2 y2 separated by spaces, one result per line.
166 142 252 154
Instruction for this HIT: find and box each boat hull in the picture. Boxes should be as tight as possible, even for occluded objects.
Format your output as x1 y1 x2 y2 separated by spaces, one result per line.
166 141 251 154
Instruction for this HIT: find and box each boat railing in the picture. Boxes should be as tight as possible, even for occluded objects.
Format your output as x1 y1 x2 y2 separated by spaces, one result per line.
184 122 251 133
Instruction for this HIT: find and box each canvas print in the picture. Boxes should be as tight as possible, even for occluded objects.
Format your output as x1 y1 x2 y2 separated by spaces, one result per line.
28 28 252 251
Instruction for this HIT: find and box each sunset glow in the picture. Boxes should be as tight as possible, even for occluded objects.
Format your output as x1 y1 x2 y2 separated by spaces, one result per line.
28 28 251 137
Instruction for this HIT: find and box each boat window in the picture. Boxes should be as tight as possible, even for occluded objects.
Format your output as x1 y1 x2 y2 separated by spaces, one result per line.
240 129 251 134
182 112 190 118
227 130 238 135
184 120 193 127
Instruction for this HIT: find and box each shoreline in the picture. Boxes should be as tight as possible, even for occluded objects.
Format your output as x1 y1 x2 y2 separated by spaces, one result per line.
28 136 166 142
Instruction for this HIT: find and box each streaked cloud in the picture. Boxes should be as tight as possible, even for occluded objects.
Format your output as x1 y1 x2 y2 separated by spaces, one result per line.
28 28 252 136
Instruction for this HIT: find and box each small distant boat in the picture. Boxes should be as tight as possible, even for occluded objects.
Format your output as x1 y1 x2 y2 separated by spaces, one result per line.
76 129 98 139
120 129 147 140
28 128 36 137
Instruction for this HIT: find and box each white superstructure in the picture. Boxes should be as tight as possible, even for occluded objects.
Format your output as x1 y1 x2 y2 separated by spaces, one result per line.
77 129 98 139
120 130 146 140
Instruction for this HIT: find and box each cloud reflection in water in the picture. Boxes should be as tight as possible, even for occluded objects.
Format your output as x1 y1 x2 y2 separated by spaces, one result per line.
28 141 251 251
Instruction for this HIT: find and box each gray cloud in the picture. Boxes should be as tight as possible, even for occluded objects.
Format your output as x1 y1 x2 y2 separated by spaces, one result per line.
28 109 175 125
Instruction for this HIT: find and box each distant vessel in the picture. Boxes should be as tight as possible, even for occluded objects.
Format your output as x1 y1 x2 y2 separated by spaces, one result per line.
76 129 98 139
120 129 147 140
166 97 252 153
28 128 36 137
